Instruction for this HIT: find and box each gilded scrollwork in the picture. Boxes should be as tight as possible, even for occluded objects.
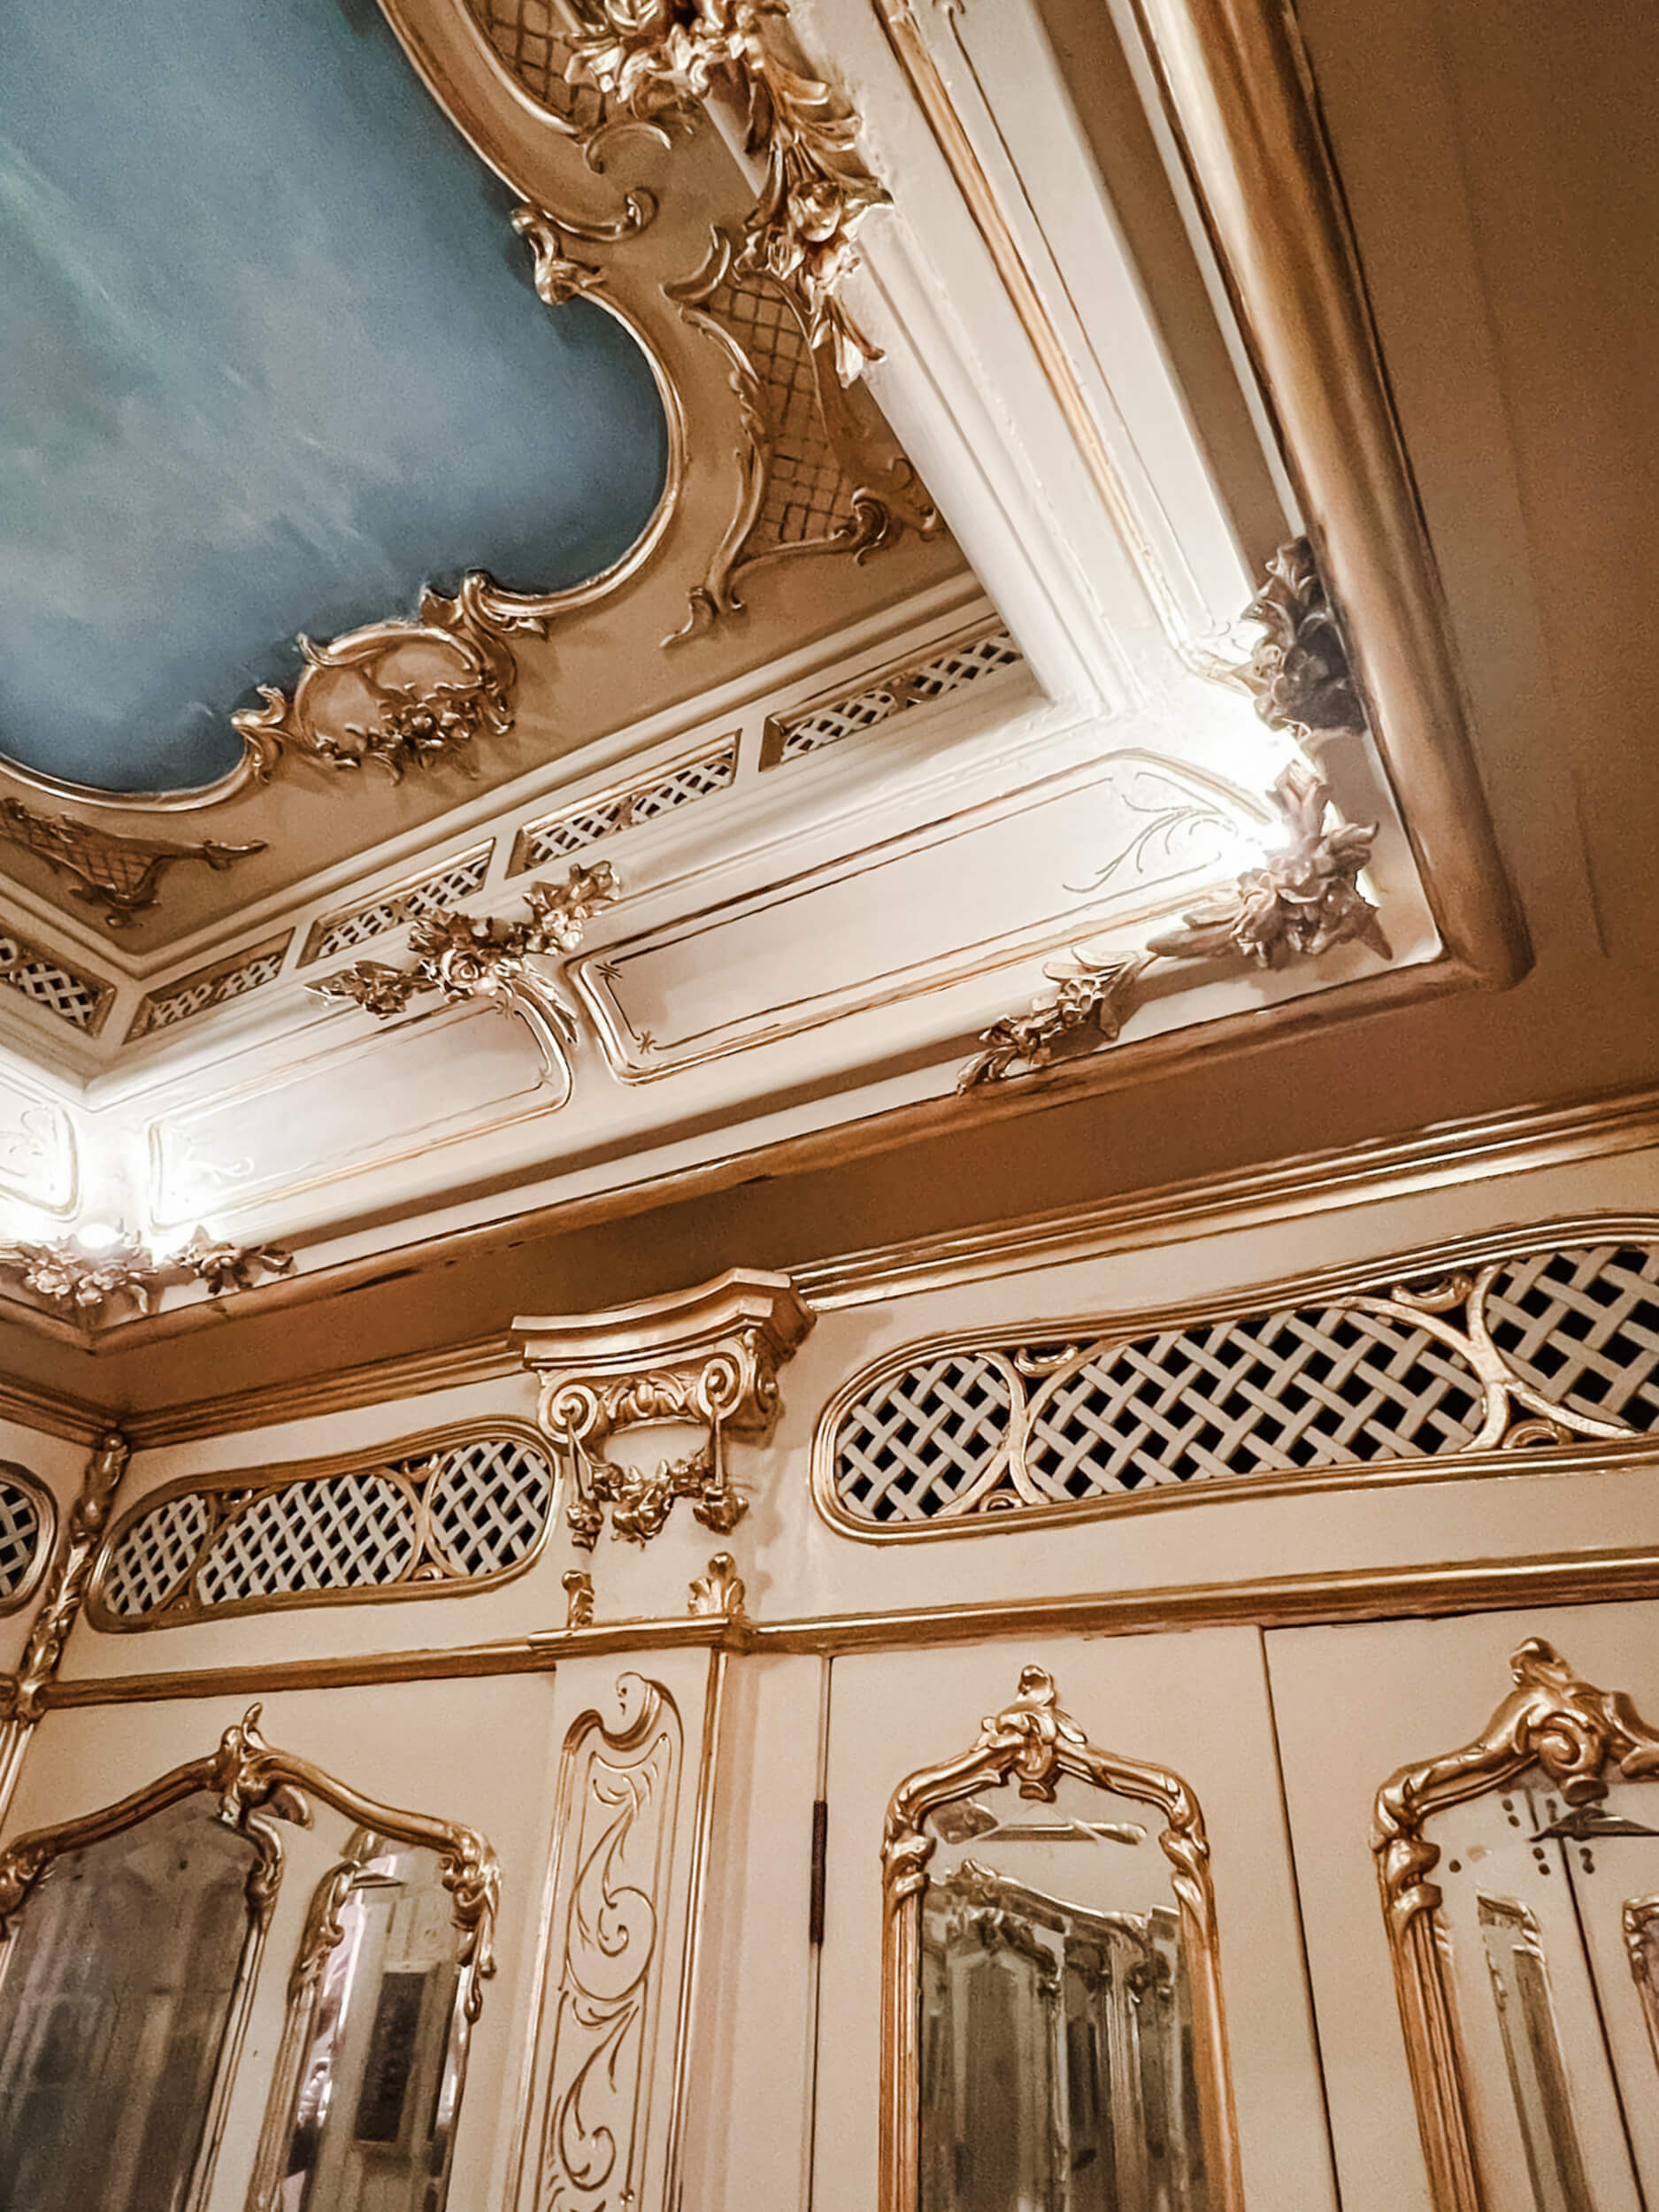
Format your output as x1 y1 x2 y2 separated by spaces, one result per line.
565 0 889 384
534 1672 683 2212
879 1665 1241 2212
311 862 619 1099
960 538 1384 1089
0 796 264 929
1372 1641 1659 2212
666 229 934 634
232 574 546 784
518 1269 813 1550
0 1431 128 1740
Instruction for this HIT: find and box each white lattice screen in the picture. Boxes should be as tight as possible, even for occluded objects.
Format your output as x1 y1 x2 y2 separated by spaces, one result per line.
128 934 293 1040
0 930 112 1034
0 1472 47 1609
95 1432 556 1625
826 1236 1659 1533
764 626 1025 766
513 744 738 872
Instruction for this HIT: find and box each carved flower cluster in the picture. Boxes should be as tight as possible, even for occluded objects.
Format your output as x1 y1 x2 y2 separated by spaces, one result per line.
0 1234 291 1325
961 540 1386 1087
315 863 619 1021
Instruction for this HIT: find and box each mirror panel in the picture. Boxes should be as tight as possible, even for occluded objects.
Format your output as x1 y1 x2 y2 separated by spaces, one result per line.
252 1831 476 2212
918 1772 1208 2212
0 1791 265 2212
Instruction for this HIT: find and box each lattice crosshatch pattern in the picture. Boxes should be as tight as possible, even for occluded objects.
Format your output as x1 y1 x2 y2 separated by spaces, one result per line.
303 843 494 965
0 928 114 1035
91 1427 557 1628
761 623 1026 767
511 743 739 874
0 1467 51 1613
816 1233 1659 1537
127 933 293 1041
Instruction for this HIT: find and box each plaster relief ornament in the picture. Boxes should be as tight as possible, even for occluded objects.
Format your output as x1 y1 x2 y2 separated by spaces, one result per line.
0 798 264 930
0 1232 294 1325
960 538 1387 1088
311 862 618 1102
232 575 546 783
566 0 888 381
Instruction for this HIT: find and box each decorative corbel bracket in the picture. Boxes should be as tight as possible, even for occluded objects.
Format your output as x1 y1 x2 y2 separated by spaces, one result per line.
516 1267 814 1548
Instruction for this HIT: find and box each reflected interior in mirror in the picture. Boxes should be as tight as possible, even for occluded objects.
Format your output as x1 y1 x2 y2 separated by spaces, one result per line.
250 1830 477 2212
918 1776 1207 2212
0 1791 268 2212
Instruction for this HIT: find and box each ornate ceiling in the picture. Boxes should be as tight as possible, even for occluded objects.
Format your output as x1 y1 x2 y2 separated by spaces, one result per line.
0 0 1572 1386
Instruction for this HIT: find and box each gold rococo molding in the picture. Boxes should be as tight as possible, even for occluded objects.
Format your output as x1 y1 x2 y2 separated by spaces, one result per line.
517 1266 813 1547
1373 1641 1659 2212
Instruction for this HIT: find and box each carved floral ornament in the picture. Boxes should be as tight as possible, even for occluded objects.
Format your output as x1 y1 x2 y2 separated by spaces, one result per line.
1373 1640 1659 2212
516 1267 813 1548
0 1230 293 1327
311 861 618 1102
961 539 1386 1088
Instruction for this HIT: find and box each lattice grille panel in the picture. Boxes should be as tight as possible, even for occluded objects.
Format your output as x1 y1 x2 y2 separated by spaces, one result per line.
715 275 855 550
466 0 600 127
196 1472 419 1605
102 1494 212 1618
0 931 111 1033
836 1353 1017 1525
1484 1245 1659 1428
513 744 737 871
129 935 292 1040
766 626 1025 765
306 846 493 964
1023 1309 1484 1499
824 1232 1659 1537
93 1428 557 1625
0 1476 43 1605
422 1437 555 1576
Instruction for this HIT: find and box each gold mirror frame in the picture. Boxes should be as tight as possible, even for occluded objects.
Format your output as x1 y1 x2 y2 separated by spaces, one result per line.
0 1705 499 2212
878 1663 1243 2212
1372 1638 1659 2211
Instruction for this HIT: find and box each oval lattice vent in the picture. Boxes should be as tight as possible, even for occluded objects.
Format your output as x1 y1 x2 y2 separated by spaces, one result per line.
93 1428 556 1628
818 1228 1659 1538
0 1465 52 1613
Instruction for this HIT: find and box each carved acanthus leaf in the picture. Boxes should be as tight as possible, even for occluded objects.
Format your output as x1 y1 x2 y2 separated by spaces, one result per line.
0 1231 296 1326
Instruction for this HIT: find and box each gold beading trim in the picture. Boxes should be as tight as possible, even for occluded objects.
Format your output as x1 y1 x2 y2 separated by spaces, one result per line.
1373 1641 1659 2212
878 1664 1241 2212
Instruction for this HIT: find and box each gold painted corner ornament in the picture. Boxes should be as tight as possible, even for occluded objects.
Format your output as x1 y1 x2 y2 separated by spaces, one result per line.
311 861 618 1099
517 1267 813 1548
1373 1640 1659 2212
0 1230 293 1325
960 537 1386 1088
232 574 547 784
879 1665 1243 2212
0 1430 128 1738
566 0 888 383
0 795 263 929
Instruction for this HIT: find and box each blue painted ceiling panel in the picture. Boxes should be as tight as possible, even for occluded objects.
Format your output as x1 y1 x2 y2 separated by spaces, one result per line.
0 0 669 795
